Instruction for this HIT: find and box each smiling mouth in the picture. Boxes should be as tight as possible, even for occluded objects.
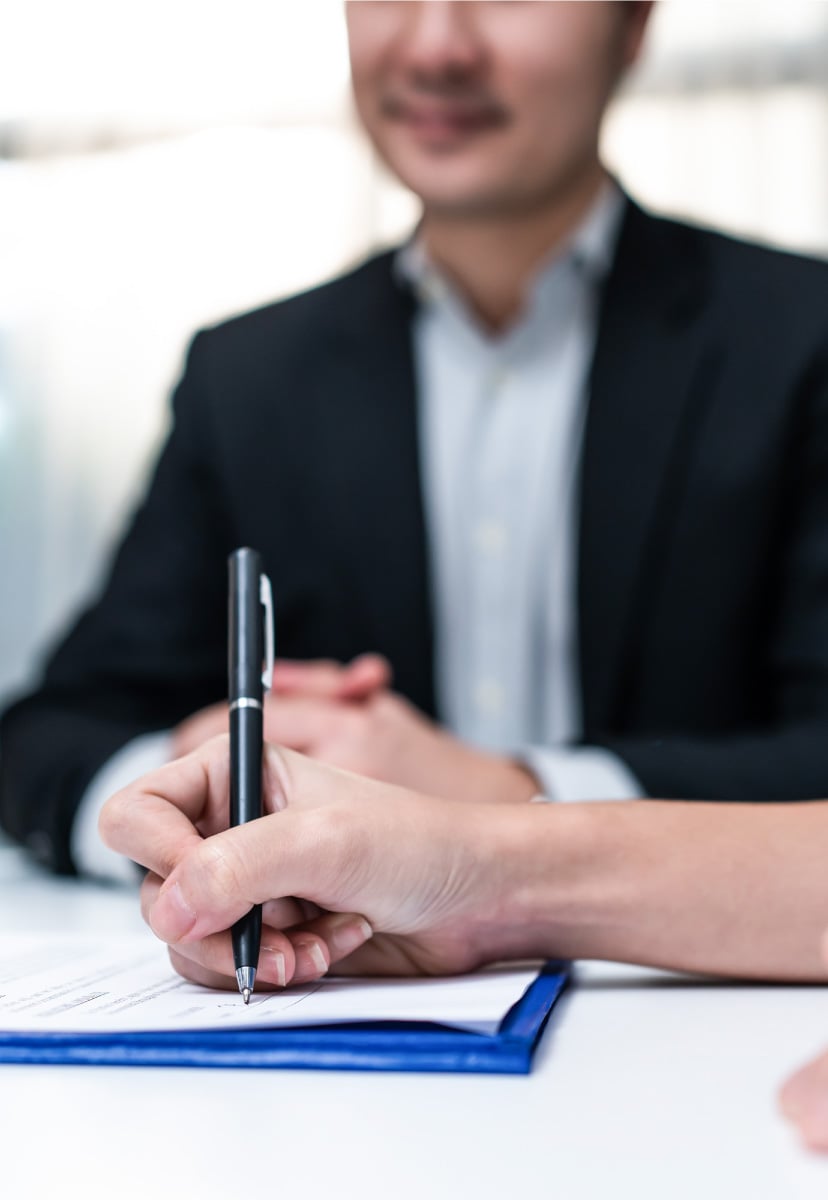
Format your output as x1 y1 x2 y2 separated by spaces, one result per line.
381 95 509 141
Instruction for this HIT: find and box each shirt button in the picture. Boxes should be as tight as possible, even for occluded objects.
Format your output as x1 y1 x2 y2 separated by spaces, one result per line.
474 680 504 716
474 520 508 555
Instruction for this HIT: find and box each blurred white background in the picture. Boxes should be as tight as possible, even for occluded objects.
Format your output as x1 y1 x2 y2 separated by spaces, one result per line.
1 0 827 704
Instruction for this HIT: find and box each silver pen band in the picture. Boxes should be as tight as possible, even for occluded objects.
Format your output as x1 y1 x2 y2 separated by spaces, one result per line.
229 697 263 713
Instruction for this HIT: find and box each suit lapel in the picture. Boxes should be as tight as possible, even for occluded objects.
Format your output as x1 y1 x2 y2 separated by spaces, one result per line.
578 203 713 733
311 256 436 715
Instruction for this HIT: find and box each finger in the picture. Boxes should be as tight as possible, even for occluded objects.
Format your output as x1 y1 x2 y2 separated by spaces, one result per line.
779 1050 828 1152
335 654 392 699
269 655 391 701
141 872 313 934
147 870 332 987
260 895 314 926
145 805 351 945
262 695 343 750
167 936 331 992
168 928 333 989
172 703 229 758
166 924 296 989
100 735 290 880
147 873 338 984
101 767 211 879
283 912 373 971
270 659 350 698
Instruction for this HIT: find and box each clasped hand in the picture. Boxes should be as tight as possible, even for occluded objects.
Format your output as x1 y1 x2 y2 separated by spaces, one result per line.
172 653 538 806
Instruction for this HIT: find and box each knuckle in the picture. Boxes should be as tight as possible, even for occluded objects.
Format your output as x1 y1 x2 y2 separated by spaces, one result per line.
197 837 245 905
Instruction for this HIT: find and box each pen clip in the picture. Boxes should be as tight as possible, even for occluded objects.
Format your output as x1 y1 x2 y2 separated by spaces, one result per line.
259 573 274 693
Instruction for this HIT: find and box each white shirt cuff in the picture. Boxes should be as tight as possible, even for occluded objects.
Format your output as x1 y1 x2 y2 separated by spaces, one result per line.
519 745 646 803
70 731 173 882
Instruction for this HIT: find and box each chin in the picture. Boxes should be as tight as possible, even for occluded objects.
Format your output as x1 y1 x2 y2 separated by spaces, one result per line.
417 193 512 220
388 162 509 216
411 180 538 222
376 136 497 199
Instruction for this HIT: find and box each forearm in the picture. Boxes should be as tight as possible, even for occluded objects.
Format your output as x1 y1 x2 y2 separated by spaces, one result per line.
483 799 828 981
100 740 828 985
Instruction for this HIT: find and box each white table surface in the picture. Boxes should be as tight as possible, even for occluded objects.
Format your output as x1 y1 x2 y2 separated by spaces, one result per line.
1 833 828 1200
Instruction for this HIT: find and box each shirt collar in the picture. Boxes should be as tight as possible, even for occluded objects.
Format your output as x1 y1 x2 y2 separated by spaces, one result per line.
394 178 626 313
567 177 625 281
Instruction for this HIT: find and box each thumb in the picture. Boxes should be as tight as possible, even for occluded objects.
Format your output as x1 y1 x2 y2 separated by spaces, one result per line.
147 808 342 946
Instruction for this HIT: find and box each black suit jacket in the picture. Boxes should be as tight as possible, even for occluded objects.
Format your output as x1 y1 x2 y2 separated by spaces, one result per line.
2 199 828 873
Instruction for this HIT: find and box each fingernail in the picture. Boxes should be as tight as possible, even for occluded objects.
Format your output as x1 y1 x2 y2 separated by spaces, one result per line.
295 939 328 977
149 881 197 943
262 947 287 988
307 941 328 975
330 916 373 958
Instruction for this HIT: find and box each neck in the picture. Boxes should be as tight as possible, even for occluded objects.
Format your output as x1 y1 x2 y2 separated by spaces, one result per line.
419 163 609 333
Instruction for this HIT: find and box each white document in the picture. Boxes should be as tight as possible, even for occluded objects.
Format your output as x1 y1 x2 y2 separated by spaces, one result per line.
0 933 540 1036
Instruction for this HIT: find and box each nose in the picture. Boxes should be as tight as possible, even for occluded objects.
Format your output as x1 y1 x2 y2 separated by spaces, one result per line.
398 1 485 80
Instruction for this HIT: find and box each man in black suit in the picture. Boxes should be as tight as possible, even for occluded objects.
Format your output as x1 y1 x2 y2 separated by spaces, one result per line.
2 1 828 877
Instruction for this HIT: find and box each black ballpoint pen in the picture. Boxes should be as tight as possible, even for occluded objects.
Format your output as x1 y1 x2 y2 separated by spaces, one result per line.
228 547 274 1003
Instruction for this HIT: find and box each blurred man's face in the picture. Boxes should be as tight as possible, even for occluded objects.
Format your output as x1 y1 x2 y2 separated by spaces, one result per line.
345 1 649 219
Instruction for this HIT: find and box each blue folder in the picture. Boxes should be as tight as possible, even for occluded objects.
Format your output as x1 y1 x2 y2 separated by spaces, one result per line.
0 963 569 1075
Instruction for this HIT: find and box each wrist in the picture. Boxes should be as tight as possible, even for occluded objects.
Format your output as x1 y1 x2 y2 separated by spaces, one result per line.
468 802 604 964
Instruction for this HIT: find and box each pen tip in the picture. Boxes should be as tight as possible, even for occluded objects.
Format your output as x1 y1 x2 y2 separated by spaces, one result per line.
236 966 256 1000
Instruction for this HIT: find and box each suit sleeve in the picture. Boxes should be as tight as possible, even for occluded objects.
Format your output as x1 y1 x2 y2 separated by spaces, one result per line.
0 332 232 873
597 335 828 801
